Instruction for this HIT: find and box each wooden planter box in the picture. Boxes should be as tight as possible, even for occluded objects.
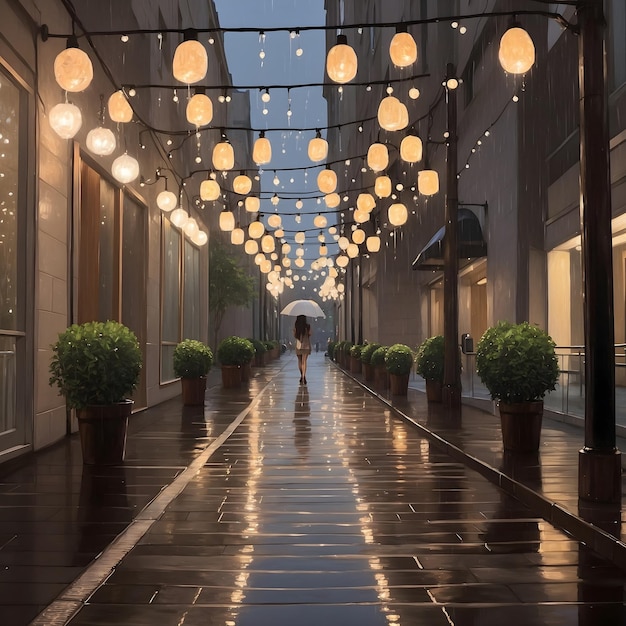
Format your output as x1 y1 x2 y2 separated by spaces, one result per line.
499 401 543 453
221 365 242 389
350 355 362 374
181 377 207 406
425 379 443 403
389 373 409 396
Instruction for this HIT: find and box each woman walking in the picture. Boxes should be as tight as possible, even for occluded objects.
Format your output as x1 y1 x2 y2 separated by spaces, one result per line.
294 314 312 384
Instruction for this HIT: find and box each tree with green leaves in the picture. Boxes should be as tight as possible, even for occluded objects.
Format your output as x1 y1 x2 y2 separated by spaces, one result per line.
209 243 256 349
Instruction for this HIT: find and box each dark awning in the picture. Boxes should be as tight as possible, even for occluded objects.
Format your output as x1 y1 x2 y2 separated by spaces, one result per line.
412 208 487 271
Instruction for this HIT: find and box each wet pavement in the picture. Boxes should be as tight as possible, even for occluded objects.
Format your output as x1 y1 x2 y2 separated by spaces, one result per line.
2 354 626 625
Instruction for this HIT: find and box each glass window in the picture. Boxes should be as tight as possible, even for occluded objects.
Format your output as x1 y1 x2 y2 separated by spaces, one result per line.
161 219 181 381
183 240 200 340
610 0 626 90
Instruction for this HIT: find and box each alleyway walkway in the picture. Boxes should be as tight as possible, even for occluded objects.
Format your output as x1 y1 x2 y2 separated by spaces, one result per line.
15 354 625 625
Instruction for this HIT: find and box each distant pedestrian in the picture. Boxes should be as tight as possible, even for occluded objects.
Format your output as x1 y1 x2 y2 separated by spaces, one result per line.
294 315 312 384
315 341 320 353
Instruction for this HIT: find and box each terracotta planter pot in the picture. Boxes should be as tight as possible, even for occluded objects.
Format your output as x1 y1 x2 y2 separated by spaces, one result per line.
181 377 207 406
425 379 443 403
498 401 544 453
241 361 252 383
350 355 362 374
363 363 375 382
77 400 133 465
221 365 242 389
389 372 409 396
374 365 389 389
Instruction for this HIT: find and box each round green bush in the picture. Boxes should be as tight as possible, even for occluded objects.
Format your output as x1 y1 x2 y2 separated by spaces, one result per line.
49 320 141 410
327 341 337 359
218 336 256 366
350 344 363 359
415 335 444 382
248 338 267 355
173 339 213 378
384 343 414 376
475 321 559 403
370 346 389 368
360 343 381 364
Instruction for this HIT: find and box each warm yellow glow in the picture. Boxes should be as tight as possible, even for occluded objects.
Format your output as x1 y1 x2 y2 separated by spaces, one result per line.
193 230 208 246
367 143 389 172
172 39 208 83
245 196 260 212
253 135 272 165
317 168 337 193
249 220 265 239
308 136 328 162
86 127 116 156
255 253 265 265
245 239 259 255
200 178 220 201
54 47 93 92
294 257 305 268
374 175 392 198
261 234 275 253
400 135 423 163
326 35 358 84
353 209 369 224
338 236 349 250
418 169 440 196
325 193 340 208
313 214 328 228
356 193 376 213
389 31 418 68
186 93 213 126
213 142 235 170
295 231 306 244
170 208 189 229
499 26 535 75
111 153 139 184
378 96 409 131
347 243 359 258
219 210 235 232
49 102 82 139
231 227 245 245
233 173 252 195
336 255 349 268
319 244 328 256
366 235 381 252
157 190 177 212
267 214 282 228
260 259 272 273
352 228 366 244
183 217 199 238
388 203 408 226
108 90 133 123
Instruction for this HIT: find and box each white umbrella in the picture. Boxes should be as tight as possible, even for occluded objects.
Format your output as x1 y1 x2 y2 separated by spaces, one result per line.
280 299 326 318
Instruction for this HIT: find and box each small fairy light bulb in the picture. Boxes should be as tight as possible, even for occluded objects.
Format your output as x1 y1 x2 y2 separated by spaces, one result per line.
273 172 280 186
409 87 420 99
261 88 271 103
296 47 303 56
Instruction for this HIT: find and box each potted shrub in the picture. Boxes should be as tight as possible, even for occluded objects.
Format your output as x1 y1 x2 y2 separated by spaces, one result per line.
217 336 255 388
249 338 267 367
49 320 142 465
263 340 275 360
173 339 213 406
385 343 414 396
341 341 353 369
350 344 363 374
360 343 380 382
239 338 256 382
415 335 445 402
371 345 389 389
475 321 559 452
327 341 337 360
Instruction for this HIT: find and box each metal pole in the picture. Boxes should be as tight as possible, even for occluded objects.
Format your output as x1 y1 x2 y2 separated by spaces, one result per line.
577 0 621 502
442 63 461 410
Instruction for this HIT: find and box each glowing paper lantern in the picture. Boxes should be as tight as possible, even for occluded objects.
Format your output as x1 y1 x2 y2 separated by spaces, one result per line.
219 210 235 232
267 214 282 228
375 175 392 198
245 196 260 212
498 25 535 75
378 96 409 131
418 169 440 196
245 239 259 255
170 208 189 228
336 255 349 268
183 217 199 239
193 230 208 246
172 35 208 83
356 193 376 213
233 173 252 195
346 243 359 258
326 34 358 84
317 168 337 193
261 234 275 253
313 214 328 228
49 102 82 139
213 141 234 170
366 235 381 252
353 209 369 224
157 190 177 212
253 133 272 165
54 45 93 92
338 236 349 250
249 220 265 239
86 126 116 156
308 134 328 162
186 93 213 126
400 134 423 163
108 90 133 123
295 258 305 268
389 30 418 68
231 227 245 245
352 228 366 244
388 203 408 226
367 143 389 172
260 259 272 273
111 153 139 184
325 193 340 208
200 178 220 201
295 231 306 244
